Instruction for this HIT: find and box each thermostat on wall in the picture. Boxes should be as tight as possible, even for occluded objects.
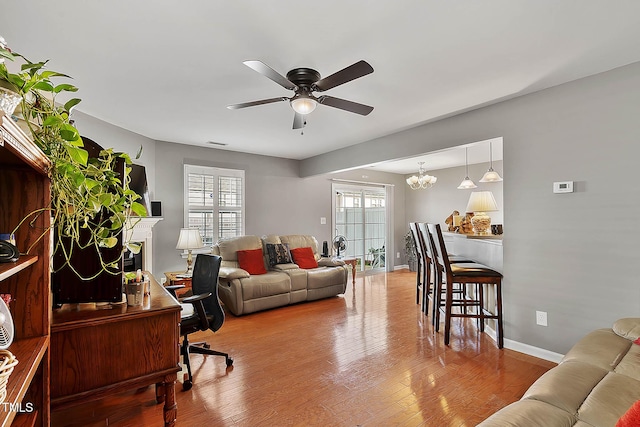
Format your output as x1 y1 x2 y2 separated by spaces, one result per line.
553 181 574 193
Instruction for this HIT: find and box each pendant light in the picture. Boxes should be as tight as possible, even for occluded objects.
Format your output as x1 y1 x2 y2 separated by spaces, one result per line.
479 141 503 182
406 162 437 190
457 147 477 190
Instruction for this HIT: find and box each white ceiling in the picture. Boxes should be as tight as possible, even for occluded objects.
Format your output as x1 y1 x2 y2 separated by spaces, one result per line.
2 1 640 171
366 137 503 175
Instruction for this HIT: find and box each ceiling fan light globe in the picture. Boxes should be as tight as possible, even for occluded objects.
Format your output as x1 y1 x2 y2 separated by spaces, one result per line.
290 97 317 115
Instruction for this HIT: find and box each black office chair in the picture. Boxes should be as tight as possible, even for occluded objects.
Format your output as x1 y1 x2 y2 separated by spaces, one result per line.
167 254 233 390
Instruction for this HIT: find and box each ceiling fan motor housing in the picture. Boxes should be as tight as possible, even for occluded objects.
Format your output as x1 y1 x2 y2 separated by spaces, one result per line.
286 68 321 88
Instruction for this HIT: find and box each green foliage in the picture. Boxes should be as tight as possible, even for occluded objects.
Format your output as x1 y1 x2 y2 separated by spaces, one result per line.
405 231 417 262
2 43 144 280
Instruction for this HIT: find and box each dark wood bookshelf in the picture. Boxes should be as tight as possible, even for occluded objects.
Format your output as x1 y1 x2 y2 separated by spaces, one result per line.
0 112 51 427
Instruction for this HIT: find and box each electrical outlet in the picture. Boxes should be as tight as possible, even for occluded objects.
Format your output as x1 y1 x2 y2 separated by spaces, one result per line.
320 217 326 225
536 310 548 326
396 252 400 258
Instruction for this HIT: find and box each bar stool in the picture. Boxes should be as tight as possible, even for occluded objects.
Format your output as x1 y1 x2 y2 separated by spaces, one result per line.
409 222 426 311
427 223 504 348
418 222 473 323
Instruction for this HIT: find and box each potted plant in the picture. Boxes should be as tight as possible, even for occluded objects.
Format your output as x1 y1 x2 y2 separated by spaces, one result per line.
0 37 146 301
405 231 418 272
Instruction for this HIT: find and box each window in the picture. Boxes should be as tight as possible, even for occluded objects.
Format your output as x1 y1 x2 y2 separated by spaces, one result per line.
184 165 244 248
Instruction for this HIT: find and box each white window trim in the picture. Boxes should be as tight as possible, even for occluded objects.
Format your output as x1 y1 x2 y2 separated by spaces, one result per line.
183 164 245 256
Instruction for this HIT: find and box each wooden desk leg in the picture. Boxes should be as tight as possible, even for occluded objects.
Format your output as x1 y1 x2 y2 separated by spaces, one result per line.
162 373 177 427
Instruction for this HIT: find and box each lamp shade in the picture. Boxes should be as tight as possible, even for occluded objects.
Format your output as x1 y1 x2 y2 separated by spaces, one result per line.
465 191 498 213
457 177 477 190
479 169 503 182
176 228 204 250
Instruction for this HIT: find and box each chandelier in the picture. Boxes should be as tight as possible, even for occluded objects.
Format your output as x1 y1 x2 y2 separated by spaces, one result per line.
406 162 437 190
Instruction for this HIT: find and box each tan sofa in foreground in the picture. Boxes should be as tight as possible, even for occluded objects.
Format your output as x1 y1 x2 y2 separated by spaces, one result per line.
478 318 640 427
213 234 348 316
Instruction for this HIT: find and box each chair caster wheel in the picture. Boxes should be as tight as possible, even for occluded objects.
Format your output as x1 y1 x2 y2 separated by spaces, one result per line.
226 357 234 367
182 373 192 391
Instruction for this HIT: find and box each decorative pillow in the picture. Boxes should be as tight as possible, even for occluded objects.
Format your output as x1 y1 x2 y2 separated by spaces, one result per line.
290 247 318 269
616 400 640 427
237 248 267 275
266 243 292 266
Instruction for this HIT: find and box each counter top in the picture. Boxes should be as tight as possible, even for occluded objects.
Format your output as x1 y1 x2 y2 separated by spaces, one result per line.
443 231 503 240
443 231 503 272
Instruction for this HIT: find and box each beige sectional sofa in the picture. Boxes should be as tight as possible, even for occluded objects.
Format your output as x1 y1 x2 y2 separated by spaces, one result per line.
478 318 640 427
213 234 348 316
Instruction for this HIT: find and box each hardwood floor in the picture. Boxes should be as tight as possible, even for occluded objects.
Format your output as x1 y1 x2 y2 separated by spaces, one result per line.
51 270 556 426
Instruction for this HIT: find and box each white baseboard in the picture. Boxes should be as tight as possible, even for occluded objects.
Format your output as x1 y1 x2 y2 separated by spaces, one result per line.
484 326 564 363
394 264 409 271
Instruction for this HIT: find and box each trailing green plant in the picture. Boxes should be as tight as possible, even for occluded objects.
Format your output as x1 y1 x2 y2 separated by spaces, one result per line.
1 39 146 280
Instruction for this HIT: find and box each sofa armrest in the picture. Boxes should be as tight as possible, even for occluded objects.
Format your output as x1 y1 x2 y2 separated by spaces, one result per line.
219 266 251 280
271 263 300 271
318 257 345 267
613 318 640 341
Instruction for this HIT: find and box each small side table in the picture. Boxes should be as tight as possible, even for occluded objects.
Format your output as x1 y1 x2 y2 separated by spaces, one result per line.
341 257 358 284
164 271 193 297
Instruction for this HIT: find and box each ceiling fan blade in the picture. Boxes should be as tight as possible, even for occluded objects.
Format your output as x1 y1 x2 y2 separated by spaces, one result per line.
227 97 289 110
292 112 304 129
317 95 374 116
243 60 297 90
313 60 374 92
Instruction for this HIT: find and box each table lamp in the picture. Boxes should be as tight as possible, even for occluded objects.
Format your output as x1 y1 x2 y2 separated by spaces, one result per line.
465 191 498 235
176 228 203 275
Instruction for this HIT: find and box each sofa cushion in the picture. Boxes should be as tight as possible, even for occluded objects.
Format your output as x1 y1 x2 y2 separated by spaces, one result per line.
218 235 262 262
266 243 292 266
239 271 290 299
477 399 577 426
615 343 640 381
237 248 267 275
562 329 632 371
280 235 319 254
578 371 640 427
523 360 608 413
290 247 318 269
306 266 345 290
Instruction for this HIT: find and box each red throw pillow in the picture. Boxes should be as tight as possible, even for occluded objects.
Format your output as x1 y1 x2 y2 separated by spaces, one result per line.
290 247 318 269
237 248 267 275
617 400 640 427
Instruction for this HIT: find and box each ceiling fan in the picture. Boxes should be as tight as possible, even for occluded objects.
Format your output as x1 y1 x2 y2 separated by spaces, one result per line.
227 60 374 129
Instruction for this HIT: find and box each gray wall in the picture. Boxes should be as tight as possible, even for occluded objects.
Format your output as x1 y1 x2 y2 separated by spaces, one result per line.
70 61 640 355
153 142 407 275
301 62 640 354
405 160 504 228
72 111 158 198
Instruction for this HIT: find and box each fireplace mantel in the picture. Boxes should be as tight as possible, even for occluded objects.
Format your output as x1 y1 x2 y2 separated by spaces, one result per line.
124 217 162 274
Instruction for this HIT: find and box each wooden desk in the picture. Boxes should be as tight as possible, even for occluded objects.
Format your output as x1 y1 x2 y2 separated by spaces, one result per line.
342 257 358 284
50 275 181 426
164 271 192 297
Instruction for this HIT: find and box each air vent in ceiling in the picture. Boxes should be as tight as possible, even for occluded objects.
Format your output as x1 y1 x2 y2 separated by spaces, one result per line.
207 141 228 146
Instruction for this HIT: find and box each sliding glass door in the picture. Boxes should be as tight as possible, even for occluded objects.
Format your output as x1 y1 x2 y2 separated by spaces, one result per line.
333 184 387 274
